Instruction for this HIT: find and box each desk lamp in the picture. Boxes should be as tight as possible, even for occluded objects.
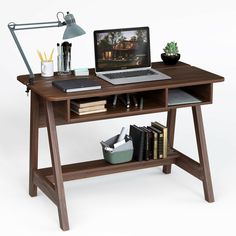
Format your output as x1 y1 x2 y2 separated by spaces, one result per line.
8 12 86 94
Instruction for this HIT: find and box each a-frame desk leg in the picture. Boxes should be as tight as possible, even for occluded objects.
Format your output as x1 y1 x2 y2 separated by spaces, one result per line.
29 92 39 197
192 105 214 202
163 108 176 174
44 100 70 230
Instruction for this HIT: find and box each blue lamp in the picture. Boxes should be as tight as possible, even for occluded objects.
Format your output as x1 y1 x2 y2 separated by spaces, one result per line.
8 12 85 93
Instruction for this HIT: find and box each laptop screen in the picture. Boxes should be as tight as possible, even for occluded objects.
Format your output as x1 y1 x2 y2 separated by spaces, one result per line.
94 27 151 72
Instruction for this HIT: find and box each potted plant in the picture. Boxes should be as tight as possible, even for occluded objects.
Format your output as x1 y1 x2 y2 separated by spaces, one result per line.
161 41 180 65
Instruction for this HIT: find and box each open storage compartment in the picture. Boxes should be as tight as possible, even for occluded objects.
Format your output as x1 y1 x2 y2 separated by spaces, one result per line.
69 89 167 123
168 84 212 108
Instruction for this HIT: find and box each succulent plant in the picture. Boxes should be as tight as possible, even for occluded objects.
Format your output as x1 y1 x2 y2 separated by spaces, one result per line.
163 42 179 56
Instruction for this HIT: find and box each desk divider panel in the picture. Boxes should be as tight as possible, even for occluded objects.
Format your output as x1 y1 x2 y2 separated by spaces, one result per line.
182 83 213 103
38 98 69 127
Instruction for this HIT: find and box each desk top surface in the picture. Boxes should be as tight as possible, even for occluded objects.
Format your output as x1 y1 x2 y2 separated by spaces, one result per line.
17 62 224 101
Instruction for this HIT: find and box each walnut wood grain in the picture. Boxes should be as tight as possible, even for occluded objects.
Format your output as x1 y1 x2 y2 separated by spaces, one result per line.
44 100 69 230
38 149 178 182
17 62 224 102
29 92 39 196
163 108 177 174
192 105 215 202
19 61 223 230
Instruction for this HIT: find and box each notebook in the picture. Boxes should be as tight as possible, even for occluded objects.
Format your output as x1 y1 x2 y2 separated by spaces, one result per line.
52 79 101 93
168 89 202 106
93 26 171 85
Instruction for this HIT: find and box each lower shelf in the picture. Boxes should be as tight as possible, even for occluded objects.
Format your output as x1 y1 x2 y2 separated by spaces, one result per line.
33 147 207 208
37 149 179 182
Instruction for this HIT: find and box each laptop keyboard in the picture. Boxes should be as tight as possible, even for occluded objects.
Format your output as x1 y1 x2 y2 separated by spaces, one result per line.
104 69 157 79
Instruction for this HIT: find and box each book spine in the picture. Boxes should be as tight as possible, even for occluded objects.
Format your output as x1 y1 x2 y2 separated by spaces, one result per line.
147 126 157 160
153 132 158 160
162 128 168 159
71 108 107 116
148 126 159 160
139 127 148 161
158 132 164 159
151 122 168 159
142 127 154 160
129 125 144 162
146 127 154 160
143 128 149 161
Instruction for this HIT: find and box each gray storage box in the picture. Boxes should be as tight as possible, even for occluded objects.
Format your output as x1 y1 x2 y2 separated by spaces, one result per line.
101 135 133 164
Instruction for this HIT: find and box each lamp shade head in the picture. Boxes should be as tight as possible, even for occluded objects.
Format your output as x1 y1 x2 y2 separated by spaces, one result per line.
63 12 85 39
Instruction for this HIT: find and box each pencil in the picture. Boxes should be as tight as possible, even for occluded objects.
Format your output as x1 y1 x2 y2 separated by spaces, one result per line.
49 48 54 61
37 50 44 62
44 52 48 61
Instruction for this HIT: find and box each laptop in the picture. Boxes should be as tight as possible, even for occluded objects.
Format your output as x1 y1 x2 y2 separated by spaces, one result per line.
93 26 171 85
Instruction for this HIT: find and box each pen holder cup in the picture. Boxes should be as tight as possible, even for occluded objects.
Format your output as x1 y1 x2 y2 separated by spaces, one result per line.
57 54 71 75
101 135 133 164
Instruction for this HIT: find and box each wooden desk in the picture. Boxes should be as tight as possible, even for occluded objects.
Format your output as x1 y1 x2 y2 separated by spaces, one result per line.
17 62 224 231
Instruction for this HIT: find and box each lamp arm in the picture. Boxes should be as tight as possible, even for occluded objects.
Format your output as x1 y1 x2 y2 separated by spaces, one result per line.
11 21 65 30
8 24 34 78
8 21 64 94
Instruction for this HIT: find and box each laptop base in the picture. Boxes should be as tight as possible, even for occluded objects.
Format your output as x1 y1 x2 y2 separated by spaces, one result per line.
97 68 171 85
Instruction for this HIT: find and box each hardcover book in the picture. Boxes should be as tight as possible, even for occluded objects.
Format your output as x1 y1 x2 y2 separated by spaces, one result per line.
71 98 107 108
71 104 105 113
142 127 154 160
149 126 163 159
147 126 158 160
129 125 145 161
151 122 168 159
71 108 107 116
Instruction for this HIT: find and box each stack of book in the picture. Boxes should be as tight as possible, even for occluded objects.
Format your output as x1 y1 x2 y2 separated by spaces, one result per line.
129 121 168 161
71 98 107 116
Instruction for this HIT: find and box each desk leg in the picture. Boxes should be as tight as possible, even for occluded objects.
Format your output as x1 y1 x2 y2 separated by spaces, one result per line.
44 100 70 231
163 108 176 174
192 106 214 202
29 92 39 197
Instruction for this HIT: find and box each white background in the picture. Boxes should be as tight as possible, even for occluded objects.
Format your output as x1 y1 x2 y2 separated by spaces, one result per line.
1 0 236 235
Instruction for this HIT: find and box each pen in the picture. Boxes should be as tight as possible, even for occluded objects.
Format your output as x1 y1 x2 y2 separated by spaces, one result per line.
68 43 72 71
126 93 130 108
132 94 138 107
57 43 62 72
119 95 130 109
140 97 144 109
112 95 118 106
